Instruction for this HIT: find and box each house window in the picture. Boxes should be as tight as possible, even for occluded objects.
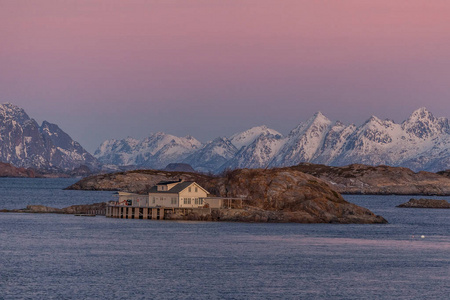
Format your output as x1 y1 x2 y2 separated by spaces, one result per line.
199 198 203 205
152 197 155 204
195 187 198 192
188 187 191 192
195 198 198 205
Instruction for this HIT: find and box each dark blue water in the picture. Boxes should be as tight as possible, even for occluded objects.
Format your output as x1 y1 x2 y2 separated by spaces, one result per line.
1 180 449 299
0 178 113 209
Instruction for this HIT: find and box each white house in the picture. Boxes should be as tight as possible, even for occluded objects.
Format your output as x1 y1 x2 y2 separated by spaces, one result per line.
113 181 245 213
148 180 210 208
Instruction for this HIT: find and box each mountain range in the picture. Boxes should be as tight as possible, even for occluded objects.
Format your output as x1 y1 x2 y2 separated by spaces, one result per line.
0 103 99 173
1 103 450 174
95 107 450 173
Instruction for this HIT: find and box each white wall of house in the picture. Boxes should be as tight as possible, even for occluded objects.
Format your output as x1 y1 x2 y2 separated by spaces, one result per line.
148 193 179 207
178 183 209 208
202 198 223 209
118 192 147 207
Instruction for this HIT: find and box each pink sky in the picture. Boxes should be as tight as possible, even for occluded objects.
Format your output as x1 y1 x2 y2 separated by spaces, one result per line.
1 1 450 151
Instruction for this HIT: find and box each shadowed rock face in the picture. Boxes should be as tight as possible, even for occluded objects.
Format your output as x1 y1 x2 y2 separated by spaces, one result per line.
162 163 196 173
0 103 100 172
0 162 35 177
290 163 450 195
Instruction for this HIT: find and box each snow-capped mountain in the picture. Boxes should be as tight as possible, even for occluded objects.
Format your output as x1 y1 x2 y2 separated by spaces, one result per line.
95 132 202 169
230 125 282 149
219 133 285 172
271 112 332 167
183 137 238 173
314 121 356 165
94 107 450 173
0 103 99 172
330 109 450 171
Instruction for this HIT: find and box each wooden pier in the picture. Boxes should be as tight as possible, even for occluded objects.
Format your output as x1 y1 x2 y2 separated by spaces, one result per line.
105 205 210 220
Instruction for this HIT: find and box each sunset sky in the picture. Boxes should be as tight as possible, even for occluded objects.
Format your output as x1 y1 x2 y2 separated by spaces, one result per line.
2 0 450 152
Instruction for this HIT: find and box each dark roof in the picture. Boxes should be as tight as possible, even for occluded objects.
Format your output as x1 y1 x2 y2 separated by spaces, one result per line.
148 181 195 194
156 179 183 185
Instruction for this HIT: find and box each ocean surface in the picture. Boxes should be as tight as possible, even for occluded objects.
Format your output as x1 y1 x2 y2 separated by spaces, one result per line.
0 178 449 299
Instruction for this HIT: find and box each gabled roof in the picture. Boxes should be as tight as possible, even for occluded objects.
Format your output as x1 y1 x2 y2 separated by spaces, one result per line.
156 179 182 185
148 181 209 194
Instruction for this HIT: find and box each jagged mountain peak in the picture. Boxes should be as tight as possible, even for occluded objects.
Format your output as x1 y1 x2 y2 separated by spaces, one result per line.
0 102 30 123
365 115 382 124
209 136 233 144
230 125 282 150
401 107 448 138
94 131 202 168
124 136 139 143
289 111 331 137
333 120 345 127
312 111 328 121
183 136 237 173
409 107 432 119
40 120 61 131
94 107 450 173
307 111 331 126
0 103 99 172
361 115 398 130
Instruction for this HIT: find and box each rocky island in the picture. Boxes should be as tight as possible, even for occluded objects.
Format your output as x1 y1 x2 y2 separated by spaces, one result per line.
397 198 450 209
0 162 36 177
66 167 387 224
0 202 107 214
291 163 450 195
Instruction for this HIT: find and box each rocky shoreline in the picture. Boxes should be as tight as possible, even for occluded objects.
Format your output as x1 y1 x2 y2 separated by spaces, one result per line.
0 202 107 214
397 198 450 209
3 166 389 224
66 163 450 196
2 201 387 224
68 167 387 224
164 207 387 224
290 163 450 195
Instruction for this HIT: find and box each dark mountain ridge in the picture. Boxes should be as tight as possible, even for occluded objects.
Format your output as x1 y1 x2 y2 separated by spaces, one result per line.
0 103 100 173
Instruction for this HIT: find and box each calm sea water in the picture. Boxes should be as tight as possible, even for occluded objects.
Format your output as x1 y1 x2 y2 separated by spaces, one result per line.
0 179 449 299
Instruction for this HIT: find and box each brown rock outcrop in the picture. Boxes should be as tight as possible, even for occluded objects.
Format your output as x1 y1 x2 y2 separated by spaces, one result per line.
65 170 211 193
0 162 35 177
397 198 450 209
2 202 107 214
201 168 386 224
291 163 450 195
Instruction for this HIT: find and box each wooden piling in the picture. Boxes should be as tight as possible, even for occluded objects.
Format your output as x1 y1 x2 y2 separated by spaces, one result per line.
143 208 148 219
135 207 140 219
